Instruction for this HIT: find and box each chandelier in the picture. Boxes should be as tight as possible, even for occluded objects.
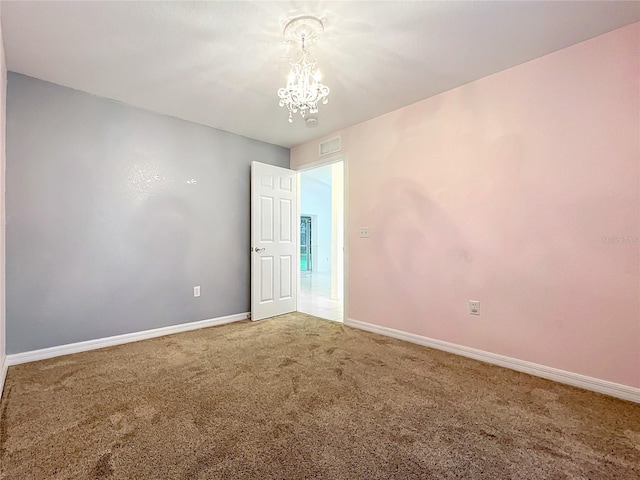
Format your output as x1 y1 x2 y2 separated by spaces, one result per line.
278 16 330 123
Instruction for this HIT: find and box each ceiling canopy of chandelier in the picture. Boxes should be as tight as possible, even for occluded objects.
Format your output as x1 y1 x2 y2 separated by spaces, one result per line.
277 16 330 124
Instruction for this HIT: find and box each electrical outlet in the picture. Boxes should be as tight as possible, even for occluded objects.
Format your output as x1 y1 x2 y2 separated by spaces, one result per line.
194 286 201 297
469 300 480 316
359 227 370 238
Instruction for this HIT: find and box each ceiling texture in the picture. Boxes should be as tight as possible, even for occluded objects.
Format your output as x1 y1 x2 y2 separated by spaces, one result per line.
2 1 639 148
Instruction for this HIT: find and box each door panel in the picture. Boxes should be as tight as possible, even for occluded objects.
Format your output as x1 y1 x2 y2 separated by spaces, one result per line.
259 256 274 303
251 161 297 321
260 196 274 241
279 255 293 299
279 199 292 241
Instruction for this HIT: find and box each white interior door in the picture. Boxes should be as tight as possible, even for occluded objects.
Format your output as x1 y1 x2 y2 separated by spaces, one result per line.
251 161 297 321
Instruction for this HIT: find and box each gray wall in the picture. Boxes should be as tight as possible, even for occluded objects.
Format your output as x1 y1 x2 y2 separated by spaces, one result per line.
6 73 289 354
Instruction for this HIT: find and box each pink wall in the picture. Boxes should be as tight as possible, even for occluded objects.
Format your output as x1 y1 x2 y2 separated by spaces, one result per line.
291 23 640 388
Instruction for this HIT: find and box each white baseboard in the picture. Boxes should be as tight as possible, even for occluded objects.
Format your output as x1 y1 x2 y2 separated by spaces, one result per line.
5 312 249 367
345 318 640 404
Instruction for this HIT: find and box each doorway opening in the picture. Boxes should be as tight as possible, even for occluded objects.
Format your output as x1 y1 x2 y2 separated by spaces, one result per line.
300 216 312 271
297 160 344 322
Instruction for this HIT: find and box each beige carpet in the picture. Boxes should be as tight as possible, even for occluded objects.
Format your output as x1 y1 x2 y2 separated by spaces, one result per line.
1 312 639 479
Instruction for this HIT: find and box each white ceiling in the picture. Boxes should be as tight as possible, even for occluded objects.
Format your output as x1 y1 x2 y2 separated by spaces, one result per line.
2 1 639 148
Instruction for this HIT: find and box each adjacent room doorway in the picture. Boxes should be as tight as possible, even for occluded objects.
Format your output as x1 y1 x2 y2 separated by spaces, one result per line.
297 161 344 322
300 216 312 271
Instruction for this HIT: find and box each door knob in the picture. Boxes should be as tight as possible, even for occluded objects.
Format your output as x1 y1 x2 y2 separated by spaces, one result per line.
254 247 266 252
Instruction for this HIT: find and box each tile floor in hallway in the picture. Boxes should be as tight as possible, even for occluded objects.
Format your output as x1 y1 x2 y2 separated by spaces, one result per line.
298 271 343 322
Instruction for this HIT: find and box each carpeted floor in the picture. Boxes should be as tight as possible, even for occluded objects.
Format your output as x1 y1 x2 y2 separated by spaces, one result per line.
1 312 639 479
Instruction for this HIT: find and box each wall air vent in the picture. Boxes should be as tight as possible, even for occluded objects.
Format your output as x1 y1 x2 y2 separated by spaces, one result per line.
319 136 341 157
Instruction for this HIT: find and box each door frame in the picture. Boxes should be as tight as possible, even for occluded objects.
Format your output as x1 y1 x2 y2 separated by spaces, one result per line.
294 155 348 322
